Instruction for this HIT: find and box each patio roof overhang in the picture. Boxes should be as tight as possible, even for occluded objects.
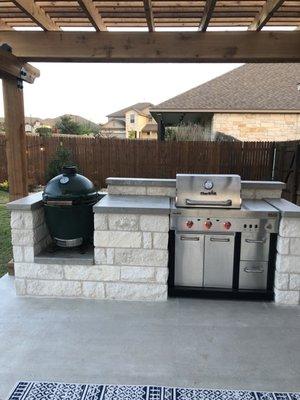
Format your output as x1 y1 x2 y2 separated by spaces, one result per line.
0 0 299 200
151 111 214 126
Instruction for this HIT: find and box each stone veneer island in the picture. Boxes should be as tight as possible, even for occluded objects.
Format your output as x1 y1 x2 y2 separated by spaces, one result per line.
7 178 300 305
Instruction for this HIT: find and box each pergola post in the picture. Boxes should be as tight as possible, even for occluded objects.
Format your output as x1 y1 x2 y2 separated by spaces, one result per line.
157 117 165 141
2 77 28 201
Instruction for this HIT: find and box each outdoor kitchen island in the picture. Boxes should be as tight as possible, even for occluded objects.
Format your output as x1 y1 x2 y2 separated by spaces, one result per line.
7 176 300 305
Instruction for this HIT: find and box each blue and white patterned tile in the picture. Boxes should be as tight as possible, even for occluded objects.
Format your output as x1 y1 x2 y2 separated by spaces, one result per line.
24 382 86 400
84 384 105 400
7 382 300 400
103 385 147 400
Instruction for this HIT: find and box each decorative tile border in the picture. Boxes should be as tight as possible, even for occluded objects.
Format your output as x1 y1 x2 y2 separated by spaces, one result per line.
8 382 300 400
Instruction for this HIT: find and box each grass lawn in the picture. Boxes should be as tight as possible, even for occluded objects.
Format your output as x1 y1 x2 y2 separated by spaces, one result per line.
0 191 11 277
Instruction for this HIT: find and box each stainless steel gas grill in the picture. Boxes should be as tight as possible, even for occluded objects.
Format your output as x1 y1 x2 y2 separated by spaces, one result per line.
169 174 280 300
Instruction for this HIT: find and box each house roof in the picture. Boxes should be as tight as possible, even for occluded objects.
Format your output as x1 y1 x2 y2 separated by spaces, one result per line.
107 103 153 118
151 64 300 113
101 118 125 129
141 123 158 133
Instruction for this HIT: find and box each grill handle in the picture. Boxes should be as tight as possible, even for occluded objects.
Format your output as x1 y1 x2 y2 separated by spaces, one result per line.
244 266 264 274
180 236 200 241
245 238 266 244
185 199 232 207
210 237 230 243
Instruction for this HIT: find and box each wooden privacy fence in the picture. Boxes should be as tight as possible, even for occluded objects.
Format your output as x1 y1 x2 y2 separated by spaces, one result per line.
0 135 276 190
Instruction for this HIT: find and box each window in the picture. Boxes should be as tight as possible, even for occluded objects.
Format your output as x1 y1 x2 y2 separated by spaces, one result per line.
130 114 135 123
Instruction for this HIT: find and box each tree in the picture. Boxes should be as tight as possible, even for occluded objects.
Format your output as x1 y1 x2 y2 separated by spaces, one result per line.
55 115 98 136
55 115 82 135
36 126 52 137
46 146 76 181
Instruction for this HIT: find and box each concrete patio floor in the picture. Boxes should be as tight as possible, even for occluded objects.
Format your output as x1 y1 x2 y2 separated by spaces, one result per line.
0 274 299 399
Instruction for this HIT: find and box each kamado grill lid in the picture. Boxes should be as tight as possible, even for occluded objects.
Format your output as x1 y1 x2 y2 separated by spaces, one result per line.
43 166 99 204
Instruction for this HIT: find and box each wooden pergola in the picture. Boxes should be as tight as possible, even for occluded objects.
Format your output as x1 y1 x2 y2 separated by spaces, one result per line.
0 0 299 200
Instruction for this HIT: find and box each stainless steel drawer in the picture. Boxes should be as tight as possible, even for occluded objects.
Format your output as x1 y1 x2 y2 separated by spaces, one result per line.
239 261 268 290
203 234 235 288
240 233 270 262
175 233 204 287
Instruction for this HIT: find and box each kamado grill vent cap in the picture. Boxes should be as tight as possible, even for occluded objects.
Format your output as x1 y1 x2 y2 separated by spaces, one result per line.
62 165 77 175
42 165 99 205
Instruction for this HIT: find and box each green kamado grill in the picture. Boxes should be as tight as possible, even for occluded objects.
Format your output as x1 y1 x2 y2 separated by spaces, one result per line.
43 166 100 248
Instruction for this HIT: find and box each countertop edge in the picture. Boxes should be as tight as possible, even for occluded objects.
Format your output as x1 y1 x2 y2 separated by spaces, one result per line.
93 195 170 214
6 192 43 211
106 177 285 190
264 198 300 218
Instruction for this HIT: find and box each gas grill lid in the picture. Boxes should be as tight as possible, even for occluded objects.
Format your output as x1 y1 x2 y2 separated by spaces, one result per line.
175 174 241 209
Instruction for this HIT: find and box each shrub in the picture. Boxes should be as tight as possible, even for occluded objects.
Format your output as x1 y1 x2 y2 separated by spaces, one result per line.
0 180 9 192
128 130 137 139
36 126 52 137
46 146 76 181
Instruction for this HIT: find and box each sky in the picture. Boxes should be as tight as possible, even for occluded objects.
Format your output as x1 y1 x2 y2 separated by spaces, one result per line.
0 62 242 124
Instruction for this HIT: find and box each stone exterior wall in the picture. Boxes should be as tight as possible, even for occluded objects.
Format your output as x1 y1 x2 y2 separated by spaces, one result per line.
274 217 300 305
212 113 300 141
93 213 169 301
13 207 169 301
11 208 51 267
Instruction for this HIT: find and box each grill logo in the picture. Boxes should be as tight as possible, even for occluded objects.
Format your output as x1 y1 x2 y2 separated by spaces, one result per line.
200 190 217 195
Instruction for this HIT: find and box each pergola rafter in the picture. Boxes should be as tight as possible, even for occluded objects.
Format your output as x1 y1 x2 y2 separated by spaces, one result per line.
77 0 107 31
248 0 285 31
0 19 12 31
199 0 217 32
0 0 298 31
143 0 155 32
12 0 60 31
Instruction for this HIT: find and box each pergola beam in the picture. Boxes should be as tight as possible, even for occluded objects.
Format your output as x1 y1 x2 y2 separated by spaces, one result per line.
0 31 299 63
0 46 40 83
143 0 155 32
77 0 107 31
12 0 60 31
248 0 285 31
199 0 217 32
0 19 13 31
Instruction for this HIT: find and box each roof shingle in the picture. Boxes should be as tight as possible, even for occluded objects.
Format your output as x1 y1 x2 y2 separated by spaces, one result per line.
152 64 300 112
107 102 153 118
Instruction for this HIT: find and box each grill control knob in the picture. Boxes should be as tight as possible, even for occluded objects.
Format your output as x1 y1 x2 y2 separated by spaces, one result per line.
224 221 232 230
186 220 194 229
204 220 212 229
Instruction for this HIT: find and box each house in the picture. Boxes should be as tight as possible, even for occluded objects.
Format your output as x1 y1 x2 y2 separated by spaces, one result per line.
150 64 300 142
100 102 158 139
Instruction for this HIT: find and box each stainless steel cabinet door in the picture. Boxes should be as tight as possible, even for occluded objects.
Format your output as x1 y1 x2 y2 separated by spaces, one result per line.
240 233 270 261
239 261 268 290
175 233 204 287
203 234 235 288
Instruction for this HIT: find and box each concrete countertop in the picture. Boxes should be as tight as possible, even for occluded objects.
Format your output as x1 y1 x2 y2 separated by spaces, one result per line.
265 198 300 218
93 195 171 214
6 192 43 211
6 191 106 211
106 177 285 190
